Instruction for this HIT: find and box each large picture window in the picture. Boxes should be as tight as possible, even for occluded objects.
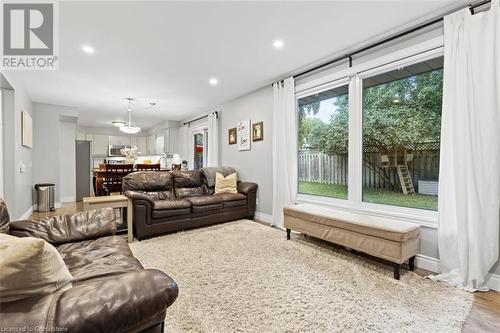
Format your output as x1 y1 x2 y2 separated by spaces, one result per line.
361 56 443 211
295 50 444 218
297 83 349 200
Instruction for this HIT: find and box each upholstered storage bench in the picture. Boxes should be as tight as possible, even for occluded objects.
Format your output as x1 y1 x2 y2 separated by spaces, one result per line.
284 203 420 279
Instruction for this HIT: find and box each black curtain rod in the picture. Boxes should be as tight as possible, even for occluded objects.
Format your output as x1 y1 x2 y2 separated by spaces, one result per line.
183 111 218 126
273 0 491 85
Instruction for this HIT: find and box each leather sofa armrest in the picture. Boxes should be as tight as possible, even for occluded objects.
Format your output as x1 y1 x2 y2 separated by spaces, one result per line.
0 269 178 333
56 269 178 332
9 208 117 245
124 190 156 204
237 181 258 195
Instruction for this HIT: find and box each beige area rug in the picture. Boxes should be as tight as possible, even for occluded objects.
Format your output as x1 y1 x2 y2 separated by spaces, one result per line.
129 220 473 333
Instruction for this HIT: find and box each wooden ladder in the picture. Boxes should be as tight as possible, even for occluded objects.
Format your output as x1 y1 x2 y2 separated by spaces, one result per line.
397 165 415 195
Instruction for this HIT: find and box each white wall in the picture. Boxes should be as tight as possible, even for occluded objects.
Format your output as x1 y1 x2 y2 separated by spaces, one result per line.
59 119 77 202
216 86 273 215
33 103 78 204
1 74 34 219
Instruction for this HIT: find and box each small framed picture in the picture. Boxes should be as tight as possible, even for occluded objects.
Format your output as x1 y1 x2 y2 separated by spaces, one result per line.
252 121 263 141
228 128 237 145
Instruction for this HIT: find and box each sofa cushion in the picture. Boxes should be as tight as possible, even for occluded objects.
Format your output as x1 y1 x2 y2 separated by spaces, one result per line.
175 187 205 199
172 170 203 188
56 235 142 284
152 199 192 218
283 203 420 242
0 198 10 234
9 208 117 245
122 171 173 192
214 193 247 208
186 195 224 206
192 204 223 213
0 233 73 302
201 166 236 187
215 172 238 194
153 199 191 210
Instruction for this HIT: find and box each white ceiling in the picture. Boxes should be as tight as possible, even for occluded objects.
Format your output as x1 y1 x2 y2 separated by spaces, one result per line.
4 0 468 129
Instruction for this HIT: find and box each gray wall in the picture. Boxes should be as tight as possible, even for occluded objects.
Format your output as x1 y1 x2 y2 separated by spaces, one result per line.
33 103 78 204
217 86 273 215
1 76 34 219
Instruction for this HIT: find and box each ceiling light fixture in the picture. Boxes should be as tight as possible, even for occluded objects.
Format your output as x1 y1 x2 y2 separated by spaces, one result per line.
81 44 95 54
119 98 141 134
273 39 285 49
209 77 218 86
112 121 125 127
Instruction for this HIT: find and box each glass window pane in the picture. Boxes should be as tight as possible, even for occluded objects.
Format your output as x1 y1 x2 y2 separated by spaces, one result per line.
297 84 349 199
193 132 204 170
362 56 443 211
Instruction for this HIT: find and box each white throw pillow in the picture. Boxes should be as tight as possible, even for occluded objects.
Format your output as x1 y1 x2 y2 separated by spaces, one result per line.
215 172 238 194
0 233 73 303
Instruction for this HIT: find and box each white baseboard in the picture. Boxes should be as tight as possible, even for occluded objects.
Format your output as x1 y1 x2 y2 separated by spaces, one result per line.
486 273 500 291
18 206 33 220
254 211 272 224
415 254 440 273
415 254 500 291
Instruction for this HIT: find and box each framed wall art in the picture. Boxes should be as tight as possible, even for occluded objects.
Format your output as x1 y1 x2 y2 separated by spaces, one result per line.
228 127 237 145
252 121 263 141
237 119 251 151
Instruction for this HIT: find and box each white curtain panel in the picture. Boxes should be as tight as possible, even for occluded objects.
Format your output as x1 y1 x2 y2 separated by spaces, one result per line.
272 77 297 228
430 1 500 291
207 111 219 167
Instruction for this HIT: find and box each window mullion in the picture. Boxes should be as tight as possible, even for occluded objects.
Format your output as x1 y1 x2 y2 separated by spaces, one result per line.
347 75 363 206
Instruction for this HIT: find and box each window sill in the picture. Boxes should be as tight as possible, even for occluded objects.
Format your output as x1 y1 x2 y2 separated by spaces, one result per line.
295 194 438 229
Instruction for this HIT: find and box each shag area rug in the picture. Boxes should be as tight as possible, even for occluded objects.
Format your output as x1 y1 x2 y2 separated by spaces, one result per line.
129 220 473 333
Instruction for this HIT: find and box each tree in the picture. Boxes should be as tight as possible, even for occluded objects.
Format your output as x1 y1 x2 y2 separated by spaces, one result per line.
313 69 443 189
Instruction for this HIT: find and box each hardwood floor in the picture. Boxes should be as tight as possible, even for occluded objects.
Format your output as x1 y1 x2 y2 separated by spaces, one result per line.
28 208 500 332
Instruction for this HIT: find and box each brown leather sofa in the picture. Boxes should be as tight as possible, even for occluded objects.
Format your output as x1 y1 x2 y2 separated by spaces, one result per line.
0 199 178 333
123 170 258 240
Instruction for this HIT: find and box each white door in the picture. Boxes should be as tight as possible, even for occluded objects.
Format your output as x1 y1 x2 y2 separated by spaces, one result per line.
191 129 207 170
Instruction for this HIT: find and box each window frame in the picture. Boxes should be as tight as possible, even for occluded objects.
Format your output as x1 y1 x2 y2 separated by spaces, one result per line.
294 37 443 228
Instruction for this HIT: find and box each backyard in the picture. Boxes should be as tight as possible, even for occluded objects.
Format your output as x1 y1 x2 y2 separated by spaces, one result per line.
298 181 438 211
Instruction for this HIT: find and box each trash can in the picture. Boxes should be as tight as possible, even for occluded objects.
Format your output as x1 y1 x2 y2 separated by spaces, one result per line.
35 183 55 212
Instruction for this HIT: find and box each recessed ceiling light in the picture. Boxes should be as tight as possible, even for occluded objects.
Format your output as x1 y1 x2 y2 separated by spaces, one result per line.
81 44 95 54
209 78 219 86
273 39 285 49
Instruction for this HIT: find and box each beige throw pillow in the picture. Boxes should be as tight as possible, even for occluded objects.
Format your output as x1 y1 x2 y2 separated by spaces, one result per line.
215 172 238 194
0 233 73 303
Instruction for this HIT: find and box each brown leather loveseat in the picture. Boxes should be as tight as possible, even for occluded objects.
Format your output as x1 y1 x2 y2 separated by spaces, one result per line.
123 169 258 240
0 199 178 333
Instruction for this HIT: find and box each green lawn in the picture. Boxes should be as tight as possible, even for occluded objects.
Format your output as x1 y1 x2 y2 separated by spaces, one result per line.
298 181 438 211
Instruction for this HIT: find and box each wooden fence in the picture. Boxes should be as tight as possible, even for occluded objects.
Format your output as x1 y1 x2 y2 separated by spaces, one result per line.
298 149 440 190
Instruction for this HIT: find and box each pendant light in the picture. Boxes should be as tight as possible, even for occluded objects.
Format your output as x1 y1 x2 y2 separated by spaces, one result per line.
120 98 141 134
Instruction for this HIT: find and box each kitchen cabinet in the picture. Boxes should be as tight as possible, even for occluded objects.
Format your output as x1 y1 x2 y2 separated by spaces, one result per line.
146 134 156 154
131 136 147 154
109 135 131 146
93 134 109 155
165 127 179 153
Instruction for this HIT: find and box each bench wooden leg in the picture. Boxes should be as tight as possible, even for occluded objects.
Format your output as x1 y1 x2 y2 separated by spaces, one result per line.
393 263 401 280
286 228 291 240
409 256 415 271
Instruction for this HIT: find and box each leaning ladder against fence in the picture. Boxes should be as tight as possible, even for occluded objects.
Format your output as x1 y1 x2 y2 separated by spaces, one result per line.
396 165 415 195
